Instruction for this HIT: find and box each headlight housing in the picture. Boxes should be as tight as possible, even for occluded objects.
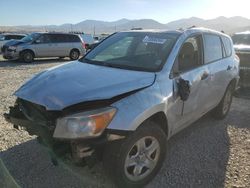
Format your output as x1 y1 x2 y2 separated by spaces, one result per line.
53 107 117 139
8 46 17 51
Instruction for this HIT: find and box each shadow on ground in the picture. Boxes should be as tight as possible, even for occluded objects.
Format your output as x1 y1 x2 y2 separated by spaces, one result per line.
0 98 249 188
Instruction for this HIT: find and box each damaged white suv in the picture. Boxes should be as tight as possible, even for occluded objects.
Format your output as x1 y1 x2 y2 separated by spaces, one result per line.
5 28 239 187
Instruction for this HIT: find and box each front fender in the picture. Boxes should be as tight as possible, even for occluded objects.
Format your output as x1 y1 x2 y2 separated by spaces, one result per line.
107 81 167 132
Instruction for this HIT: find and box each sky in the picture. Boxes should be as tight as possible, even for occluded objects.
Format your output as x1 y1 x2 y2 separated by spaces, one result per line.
1 0 250 26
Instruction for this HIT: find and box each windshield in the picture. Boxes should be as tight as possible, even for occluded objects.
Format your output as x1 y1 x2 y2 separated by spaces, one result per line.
81 32 180 72
232 34 250 45
21 33 41 43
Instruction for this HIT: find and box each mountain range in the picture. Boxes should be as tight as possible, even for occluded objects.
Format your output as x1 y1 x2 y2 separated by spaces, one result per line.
1 16 250 35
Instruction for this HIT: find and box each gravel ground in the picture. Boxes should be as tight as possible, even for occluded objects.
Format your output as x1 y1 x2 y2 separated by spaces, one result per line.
0 57 249 188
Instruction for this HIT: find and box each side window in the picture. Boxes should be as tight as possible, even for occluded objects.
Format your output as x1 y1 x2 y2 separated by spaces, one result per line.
16 35 25 40
221 36 232 57
38 34 51 43
204 34 223 63
177 35 202 72
5 35 12 40
11 35 23 40
50 34 62 43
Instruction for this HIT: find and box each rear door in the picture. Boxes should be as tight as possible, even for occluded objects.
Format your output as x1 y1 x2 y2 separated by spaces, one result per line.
170 34 213 132
50 34 70 56
202 34 232 108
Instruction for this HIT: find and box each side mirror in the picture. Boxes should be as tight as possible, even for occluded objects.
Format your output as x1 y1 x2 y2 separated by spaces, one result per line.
34 39 41 44
177 78 190 101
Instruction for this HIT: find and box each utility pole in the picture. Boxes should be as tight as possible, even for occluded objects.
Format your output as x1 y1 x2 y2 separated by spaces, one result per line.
93 25 96 36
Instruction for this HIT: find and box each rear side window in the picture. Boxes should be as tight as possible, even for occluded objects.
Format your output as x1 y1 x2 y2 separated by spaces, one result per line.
5 35 14 40
204 34 223 63
16 35 25 40
221 36 232 57
49 34 65 43
9 35 25 40
50 34 80 43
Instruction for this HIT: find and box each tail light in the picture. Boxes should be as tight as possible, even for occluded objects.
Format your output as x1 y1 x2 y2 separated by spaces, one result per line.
81 41 86 49
235 54 240 62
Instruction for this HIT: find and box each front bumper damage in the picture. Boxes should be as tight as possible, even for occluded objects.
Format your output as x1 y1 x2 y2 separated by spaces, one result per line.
4 99 127 167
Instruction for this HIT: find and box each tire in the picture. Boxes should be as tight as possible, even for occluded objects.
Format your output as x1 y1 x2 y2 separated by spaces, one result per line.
103 122 167 188
211 83 234 119
21 51 34 63
69 49 80 60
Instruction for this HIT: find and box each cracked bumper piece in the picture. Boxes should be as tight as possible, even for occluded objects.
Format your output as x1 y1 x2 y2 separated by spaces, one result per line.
4 101 127 166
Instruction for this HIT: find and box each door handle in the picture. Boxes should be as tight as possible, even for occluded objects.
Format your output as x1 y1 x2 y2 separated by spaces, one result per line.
227 65 232 70
201 72 209 80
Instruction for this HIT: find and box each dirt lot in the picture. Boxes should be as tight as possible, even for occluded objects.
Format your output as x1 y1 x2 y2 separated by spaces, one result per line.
0 56 249 188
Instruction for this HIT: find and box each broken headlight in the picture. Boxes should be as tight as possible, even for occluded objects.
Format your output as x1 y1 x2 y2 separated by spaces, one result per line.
8 46 17 51
53 107 117 139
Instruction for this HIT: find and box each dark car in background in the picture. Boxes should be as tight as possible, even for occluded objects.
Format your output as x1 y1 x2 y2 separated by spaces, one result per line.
0 33 26 52
232 31 250 87
2 32 86 63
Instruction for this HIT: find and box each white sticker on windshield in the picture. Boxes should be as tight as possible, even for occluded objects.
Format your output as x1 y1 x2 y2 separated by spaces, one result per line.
142 36 167 44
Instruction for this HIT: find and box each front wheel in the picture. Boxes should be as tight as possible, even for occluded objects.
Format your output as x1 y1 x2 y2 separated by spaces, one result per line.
103 122 167 188
21 51 34 63
212 83 234 119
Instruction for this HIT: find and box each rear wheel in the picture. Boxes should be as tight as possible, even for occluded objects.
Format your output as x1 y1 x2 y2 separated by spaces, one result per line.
103 122 167 188
21 51 34 63
212 83 234 119
69 49 80 60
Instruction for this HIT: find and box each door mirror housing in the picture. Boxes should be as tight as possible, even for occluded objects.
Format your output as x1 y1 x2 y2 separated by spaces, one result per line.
177 78 190 101
34 39 41 44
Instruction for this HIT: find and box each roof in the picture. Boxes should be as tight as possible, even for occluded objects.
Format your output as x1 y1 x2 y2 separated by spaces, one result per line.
119 27 229 37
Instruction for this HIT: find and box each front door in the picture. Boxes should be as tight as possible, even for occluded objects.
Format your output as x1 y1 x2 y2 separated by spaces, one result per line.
34 34 54 57
169 34 213 133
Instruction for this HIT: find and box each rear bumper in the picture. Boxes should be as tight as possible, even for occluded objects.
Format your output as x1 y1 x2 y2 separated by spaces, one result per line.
239 67 250 88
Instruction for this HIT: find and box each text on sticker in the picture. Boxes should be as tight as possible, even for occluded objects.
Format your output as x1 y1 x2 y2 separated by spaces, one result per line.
142 36 167 44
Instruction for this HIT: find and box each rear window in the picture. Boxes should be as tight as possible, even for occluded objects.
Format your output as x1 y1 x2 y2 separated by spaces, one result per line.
204 34 223 64
221 36 232 57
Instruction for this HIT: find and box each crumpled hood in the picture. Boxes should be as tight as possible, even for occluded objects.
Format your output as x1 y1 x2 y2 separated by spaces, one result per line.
4 40 25 47
234 44 250 52
15 61 155 110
